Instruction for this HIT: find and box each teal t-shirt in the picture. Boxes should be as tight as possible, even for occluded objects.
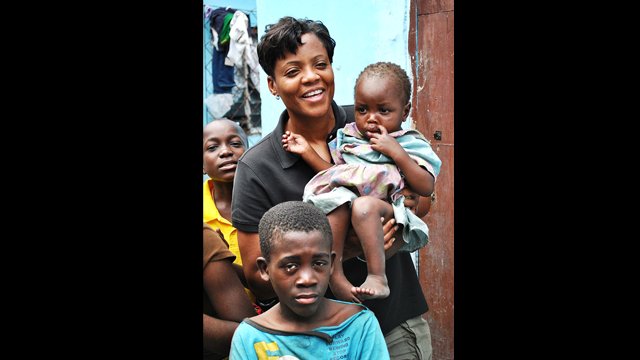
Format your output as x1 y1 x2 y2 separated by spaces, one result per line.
229 300 389 360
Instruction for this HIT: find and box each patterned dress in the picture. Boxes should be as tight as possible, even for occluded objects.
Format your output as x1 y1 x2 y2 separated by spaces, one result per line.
303 122 442 252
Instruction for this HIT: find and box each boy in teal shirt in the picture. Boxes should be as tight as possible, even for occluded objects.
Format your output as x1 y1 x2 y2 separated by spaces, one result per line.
229 201 389 359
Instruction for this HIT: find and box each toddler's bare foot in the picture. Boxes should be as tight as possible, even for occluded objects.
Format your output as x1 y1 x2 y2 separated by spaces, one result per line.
330 273 361 303
352 274 389 301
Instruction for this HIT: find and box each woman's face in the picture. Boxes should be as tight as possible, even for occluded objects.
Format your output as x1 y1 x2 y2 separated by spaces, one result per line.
267 33 335 122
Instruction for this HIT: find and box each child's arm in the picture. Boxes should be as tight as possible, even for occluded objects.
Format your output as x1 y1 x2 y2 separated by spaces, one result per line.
282 130 333 172
204 314 241 356
204 254 256 355
366 125 434 197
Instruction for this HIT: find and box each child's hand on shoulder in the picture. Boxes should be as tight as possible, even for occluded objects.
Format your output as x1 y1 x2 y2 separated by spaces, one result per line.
282 131 310 155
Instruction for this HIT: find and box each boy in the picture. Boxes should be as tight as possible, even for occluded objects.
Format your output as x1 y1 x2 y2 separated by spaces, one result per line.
203 118 248 273
229 201 389 359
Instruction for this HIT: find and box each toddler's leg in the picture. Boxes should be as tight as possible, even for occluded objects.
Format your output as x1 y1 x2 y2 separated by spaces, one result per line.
350 196 395 301
326 203 360 303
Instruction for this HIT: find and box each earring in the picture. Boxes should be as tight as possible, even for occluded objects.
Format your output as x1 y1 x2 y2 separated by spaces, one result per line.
275 95 280 100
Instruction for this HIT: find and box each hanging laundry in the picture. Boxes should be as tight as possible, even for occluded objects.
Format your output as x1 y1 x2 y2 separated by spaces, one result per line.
211 47 234 94
208 7 237 94
218 12 235 47
223 10 261 134
203 5 214 21
205 7 261 134
209 7 236 51
204 93 233 119
228 17 260 89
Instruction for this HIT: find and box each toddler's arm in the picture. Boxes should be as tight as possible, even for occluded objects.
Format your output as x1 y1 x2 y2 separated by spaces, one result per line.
282 130 333 173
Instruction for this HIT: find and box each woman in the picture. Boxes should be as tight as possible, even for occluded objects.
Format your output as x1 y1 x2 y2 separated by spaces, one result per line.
231 16 432 358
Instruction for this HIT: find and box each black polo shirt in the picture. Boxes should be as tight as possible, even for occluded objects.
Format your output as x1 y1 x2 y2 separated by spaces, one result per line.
231 100 428 334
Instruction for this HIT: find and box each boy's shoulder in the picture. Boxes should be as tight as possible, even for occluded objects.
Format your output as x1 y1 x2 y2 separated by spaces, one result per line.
327 299 371 324
328 298 365 309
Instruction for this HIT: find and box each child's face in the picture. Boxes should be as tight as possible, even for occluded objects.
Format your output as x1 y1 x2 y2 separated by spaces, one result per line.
259 230 334 320
354 75 410 137
203 121 245 182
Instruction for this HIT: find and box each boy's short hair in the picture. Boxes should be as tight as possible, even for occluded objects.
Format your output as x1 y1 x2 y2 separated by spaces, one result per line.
257 16 336 78
204 118 249 147
258 201 333 261
355 62 412 106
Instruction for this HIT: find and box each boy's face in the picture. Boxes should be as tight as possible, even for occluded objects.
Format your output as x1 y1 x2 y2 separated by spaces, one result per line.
354 75 410 137
258 230 335 320
203 120 245 182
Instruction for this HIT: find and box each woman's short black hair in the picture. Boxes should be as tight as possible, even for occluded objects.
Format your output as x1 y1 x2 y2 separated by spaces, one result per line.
257 16 336 78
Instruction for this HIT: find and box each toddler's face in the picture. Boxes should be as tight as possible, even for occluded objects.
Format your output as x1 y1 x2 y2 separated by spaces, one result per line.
354 75 409 137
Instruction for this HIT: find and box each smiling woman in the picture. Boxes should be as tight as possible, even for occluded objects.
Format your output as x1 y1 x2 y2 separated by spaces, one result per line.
265 32 335 134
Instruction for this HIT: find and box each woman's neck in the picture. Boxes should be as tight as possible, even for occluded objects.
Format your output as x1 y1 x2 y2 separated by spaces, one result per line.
286 111 336 142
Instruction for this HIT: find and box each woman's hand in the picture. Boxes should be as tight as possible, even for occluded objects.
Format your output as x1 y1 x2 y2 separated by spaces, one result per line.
382 217 397 251
401 187 432 218
342 217 397 260
401 187 420 214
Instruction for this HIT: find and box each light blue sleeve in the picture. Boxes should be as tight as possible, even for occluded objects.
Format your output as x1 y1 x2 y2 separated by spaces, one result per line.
400 132 442 179
354 311 390 359
229 322 255 360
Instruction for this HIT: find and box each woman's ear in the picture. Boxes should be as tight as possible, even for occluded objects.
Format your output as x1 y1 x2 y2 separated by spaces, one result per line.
267 76 278 97
257 257 270 282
